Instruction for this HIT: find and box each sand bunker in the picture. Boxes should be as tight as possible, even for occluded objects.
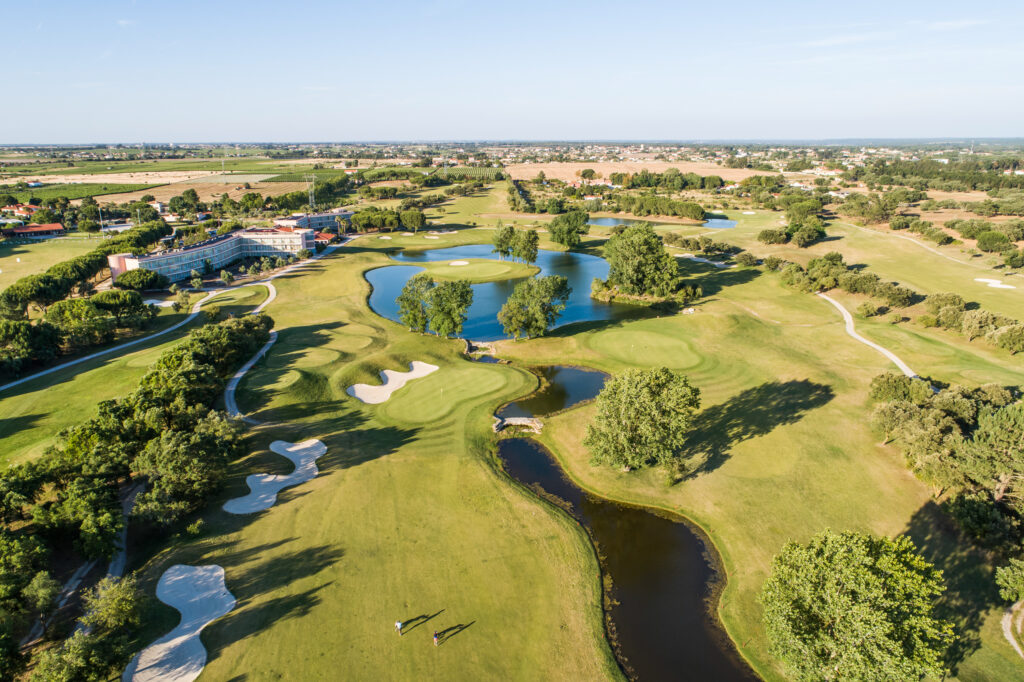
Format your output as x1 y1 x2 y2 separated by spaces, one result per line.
402 232 414 236
424 235 439 239
346 361 439 404
975 277 1016 289
742 211 756 215
379 236 392 240
122 565 236 682
449 260 469 266
223 439 327 514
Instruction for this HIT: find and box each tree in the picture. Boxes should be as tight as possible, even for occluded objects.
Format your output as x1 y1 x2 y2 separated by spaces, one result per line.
91 289 151 328
498 275 572 340
220 269 234 285
583 367 701 469
113 268 168 291
23 571 60 620
580 168 596 180
997 559 1024 603
976 230 1011 252
957 403 1024 511
492 222 515 260
297 248 313 259
44 299 112 349
603 224 678 296
190 276 204 290
548 210 589 248
79 218 100 233
511 229 539 265
396 273 434 333
80 575 143 633
426 280 473 338
399 209 426 233
760 530 953 681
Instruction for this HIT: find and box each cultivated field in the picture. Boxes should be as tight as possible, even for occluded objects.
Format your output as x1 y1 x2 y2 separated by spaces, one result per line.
504 161 773 183
98 180 310 204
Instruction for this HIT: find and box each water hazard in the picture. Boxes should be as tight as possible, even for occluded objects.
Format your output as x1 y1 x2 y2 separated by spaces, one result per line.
366 244 640 341
496 366 755 681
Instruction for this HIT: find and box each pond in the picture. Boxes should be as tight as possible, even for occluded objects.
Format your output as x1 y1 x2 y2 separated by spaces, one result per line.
587 216 737 229
367 244 640 341
497 366 755 681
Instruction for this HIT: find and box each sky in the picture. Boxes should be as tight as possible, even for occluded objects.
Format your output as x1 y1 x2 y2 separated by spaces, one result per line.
5 0 1023 143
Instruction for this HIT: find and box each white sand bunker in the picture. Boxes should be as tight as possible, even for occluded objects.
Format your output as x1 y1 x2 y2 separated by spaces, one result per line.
742 211 756 215
975 277 1016 289
122 565 236 682
449 260 469 266
222 439 328 514
378 236 392 240
402 232 414 236
144 299 176 308
347 361 439 404
424 235 439 239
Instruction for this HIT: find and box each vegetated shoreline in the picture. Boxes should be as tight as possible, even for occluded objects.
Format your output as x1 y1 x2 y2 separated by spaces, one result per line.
492 362 757 680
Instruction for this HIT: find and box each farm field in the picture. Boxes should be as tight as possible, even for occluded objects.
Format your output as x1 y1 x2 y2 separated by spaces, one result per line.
0 285 269 466
0 236 104 289
504 160 774 183
3 182 162 203
98 180 310 204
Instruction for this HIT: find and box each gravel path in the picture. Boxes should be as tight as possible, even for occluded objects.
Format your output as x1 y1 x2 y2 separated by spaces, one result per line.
817 293 917 378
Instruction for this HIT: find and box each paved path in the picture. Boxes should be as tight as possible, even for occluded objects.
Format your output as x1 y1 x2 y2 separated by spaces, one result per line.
224 332 278 424
817 293 917 378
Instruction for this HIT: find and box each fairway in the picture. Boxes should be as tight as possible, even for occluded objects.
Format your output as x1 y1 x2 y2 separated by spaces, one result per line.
0 237 103 290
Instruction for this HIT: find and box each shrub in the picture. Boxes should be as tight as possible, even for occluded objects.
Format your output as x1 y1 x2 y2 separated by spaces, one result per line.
857 302 879 317
976 230 1012 252
297 248 313 259
113 268 168 291
735 252 759 267
791 227 820 247
918 314 938 328
757 229 789 245
762 256 784 271
1004 249 1024 269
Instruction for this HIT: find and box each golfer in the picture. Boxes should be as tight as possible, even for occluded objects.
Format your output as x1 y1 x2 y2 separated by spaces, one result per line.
395 620 403 635
433 630 439 647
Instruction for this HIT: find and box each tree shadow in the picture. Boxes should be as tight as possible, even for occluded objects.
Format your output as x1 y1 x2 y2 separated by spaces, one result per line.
682 380 834 475
901 501 1000 676
0 412 44 440
684 264 761 297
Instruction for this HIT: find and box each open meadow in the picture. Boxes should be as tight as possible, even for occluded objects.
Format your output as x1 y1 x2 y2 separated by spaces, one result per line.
0 237 106 290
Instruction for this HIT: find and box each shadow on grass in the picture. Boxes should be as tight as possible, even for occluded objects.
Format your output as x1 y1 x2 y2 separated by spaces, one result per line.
902 501 1000 676
438 620 475 645
205 543 344 659
682 380 834 475
0 412 44 440
686 265 761 297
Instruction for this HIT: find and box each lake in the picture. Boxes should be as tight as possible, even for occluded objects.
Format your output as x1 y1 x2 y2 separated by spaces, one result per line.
587 216 737 229
366 245 640 341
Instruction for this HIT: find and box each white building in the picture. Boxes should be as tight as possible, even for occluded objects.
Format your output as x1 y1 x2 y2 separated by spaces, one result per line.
273 210 353 232
108 227 314 282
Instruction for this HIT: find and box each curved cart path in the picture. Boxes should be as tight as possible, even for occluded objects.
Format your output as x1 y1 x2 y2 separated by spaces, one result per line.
817 293 917 378
222 439 328 514
224 332 278 424
122 565 236 682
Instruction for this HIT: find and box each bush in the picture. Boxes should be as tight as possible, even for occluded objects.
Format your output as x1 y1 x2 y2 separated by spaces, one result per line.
857 302 879 317
762 256 784 271
757 229 789 245
297 248 313 259
918 314 938 328
113 268 168 291
996 559 1024 603
791 227 821 248
1004 249 1024 269
735 252 759 267
976 230 1012 252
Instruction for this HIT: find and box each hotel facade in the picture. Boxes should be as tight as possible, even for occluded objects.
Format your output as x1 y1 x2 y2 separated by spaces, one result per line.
108 228 314 282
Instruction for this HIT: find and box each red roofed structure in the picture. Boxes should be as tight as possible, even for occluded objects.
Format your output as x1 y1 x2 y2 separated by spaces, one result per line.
1 223 65 237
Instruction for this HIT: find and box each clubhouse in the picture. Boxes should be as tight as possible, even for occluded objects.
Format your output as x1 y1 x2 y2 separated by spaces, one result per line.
273 209 353 231
0 223 65 238
108 227 314 282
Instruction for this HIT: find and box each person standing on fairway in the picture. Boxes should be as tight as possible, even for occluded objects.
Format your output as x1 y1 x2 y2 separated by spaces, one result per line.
395 620 403 635
433 631 439 647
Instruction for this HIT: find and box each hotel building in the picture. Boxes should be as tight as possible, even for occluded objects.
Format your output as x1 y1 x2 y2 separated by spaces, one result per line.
108 227 314 282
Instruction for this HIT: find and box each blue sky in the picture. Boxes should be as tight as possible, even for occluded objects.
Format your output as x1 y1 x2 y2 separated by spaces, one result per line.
6 0 1022 142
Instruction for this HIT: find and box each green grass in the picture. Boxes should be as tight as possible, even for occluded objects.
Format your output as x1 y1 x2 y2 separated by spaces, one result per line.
129 240 620 680
264 169 354 182
0 237 106 290
0 286 269 466
5 183 162 203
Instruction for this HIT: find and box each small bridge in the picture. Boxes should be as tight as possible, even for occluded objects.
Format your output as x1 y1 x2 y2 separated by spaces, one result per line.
492 416 543 434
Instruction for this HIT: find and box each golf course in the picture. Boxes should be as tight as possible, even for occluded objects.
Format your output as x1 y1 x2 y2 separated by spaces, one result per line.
99 204 1022 680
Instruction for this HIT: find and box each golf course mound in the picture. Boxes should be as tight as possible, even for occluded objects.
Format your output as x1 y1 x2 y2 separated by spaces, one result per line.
346 361 439 404
122 565 236 682
223 439 328 514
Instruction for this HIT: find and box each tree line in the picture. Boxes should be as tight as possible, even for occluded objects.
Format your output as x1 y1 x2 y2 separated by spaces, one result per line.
0 312 273 675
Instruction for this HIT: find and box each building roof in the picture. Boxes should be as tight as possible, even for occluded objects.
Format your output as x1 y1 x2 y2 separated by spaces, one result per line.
4 223 64 234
